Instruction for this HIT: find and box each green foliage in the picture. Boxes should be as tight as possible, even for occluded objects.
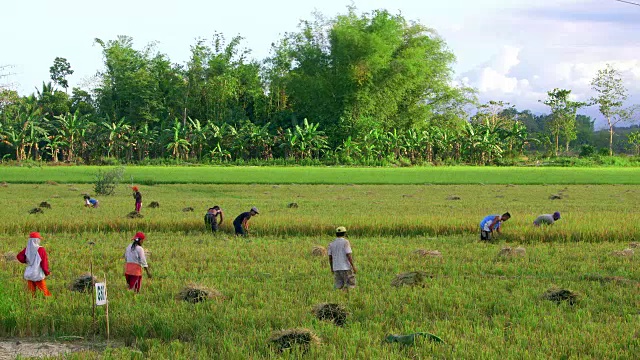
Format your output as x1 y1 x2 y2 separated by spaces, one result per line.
579 144 596 158
49 57 74 91
94 166 125 195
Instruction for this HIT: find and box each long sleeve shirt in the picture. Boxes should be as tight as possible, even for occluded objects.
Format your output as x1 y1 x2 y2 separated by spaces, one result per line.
17 247 51 276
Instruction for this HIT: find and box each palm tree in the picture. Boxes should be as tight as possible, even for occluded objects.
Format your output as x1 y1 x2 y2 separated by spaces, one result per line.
54 111 87 162
101 117 131 158
165 120 190 160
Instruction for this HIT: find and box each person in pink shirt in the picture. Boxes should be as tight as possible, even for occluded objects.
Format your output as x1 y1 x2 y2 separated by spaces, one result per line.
123 231 152 292
16 232 52 297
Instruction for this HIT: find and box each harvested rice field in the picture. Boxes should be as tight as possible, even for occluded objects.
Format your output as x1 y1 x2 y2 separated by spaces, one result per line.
0 182 638 359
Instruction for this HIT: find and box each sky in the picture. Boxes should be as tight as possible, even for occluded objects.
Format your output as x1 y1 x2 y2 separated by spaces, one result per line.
1 0 639 128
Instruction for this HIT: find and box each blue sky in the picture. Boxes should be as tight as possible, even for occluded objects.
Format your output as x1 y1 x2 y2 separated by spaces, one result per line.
2 0 639 127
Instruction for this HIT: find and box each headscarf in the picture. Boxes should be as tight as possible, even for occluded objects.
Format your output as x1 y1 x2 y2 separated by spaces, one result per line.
25 237 41 266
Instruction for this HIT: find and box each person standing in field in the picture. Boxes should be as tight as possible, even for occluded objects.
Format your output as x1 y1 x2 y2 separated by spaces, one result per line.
83 195 99 208
132 186 142 213
479 212 511 241
124 231 152 292
233 207 259 236
204 206 224 232
16 232 52 297
328 226 357 291
533 212 561 226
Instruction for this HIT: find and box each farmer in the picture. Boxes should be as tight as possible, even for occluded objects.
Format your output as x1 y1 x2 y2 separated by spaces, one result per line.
16 232 52 297
534 212 561 226
83 195 99 208
204 206 224 232
479 212 511 241
233 207 259 236
328 226 357 290
132 186 142 213
123 231 151 292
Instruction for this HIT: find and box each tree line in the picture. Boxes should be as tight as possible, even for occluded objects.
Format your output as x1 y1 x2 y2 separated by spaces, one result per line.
0 8 639 165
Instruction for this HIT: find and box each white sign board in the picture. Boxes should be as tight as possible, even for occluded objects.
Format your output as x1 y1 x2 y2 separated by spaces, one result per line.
95 282 107 306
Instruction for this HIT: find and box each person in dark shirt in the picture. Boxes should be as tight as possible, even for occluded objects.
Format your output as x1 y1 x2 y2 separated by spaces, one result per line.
132 186 142 213
204 206 224 232
233 207 259 236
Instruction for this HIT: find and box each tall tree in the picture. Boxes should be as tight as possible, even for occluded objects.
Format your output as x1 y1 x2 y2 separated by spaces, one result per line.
49 57 74 93
541 88 586 155
590 64 637 156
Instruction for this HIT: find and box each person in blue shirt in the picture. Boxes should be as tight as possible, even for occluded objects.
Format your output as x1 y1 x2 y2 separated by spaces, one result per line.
479 212 510 241
233 207 259 236
83 195 99 208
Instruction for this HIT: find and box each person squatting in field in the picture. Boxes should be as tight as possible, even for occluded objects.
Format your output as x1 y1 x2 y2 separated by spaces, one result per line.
124 231 152 292
479 212 511 241
132 186 142 213
83 195 99 208
233 207 259 236
533 212 561 226
204 206 224 232
16 232 52 297
328 226 357 291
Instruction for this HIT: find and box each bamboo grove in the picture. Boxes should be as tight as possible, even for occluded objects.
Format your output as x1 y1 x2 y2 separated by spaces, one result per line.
1 8 639 165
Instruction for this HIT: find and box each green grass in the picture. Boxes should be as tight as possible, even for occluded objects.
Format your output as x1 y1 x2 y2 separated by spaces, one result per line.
0 184 638 359
1 165 640 184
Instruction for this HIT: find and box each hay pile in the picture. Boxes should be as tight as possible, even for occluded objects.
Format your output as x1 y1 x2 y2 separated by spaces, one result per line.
413 249 442 258
498 246 526 257
269 328 320 353
287 202 299 208
542 288 579 305
46 180 58 186
28 208 44 214
549 194 563 200
148 201 160 208
182 207 194 212
39 201 52 209
312 303 348 326
69 273 97 292
3 252 18 262
611 248 634 257
177 284 225 304
126 211 143 219
311 246 327 257
446 195 461 200
0 182 7 187
628 242 639 248
391 271 429 287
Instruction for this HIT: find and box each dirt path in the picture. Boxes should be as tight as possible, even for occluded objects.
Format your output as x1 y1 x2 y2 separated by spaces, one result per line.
0 339 96 359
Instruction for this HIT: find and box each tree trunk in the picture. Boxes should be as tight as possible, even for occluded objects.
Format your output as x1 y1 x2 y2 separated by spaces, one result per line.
609 125 614 156
555 134 559 156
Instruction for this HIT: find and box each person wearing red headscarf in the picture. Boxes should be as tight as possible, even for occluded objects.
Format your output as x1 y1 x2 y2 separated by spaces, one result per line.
132 186 142 213
16 232 52 297
123 231 151 292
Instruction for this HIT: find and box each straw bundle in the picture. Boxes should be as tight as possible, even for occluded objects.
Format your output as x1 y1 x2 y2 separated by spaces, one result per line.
611 248 634 257
177 284 225 304
126 211 144 219
391 271 428 287
69 273 97 292
28 208 44 214
542 288 579 305
413 249 442 257
148 201 160 208
269 328 320 353
39 201 52 209
311 246 327 257
312 303 348 326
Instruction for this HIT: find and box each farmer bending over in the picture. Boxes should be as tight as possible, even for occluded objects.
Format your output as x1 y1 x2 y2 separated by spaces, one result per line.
83 195 99 208
16 232 52 297
328 226 357 291
204 206 224 232
479 212 511 241
124 232 151 292
534 212 561 226
233 207 259 236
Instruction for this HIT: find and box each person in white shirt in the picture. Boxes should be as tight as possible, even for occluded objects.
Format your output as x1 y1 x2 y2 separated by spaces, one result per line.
328 226 357 290
124 231 151 292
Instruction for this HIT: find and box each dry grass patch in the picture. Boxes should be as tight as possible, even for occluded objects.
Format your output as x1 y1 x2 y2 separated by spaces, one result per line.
69 273 97 292
582 274 633 285
311 246 326 257
312 303 348 326
611 248 634 257
629 242 639 248
391 271 429 287
3 251 18 262
413 249 442 257
498 246 526 258
177 284 225 304
542 288 579 305
269 328 320 353
46 180 58 186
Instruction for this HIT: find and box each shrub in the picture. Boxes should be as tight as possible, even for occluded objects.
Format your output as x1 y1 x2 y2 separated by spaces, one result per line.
94 166 125 195
579 144 596 158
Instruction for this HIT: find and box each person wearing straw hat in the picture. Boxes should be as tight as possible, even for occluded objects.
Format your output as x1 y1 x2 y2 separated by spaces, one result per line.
233 207 259 236
328 226 357 290
124 231 152 292
132 186 142 213
533 212 561 226
16 232 52 297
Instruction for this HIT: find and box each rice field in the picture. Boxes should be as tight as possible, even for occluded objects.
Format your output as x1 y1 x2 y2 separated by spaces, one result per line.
0 181 638 359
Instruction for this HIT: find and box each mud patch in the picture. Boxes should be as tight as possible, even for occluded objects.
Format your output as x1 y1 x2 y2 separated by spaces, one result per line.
0 339 97 359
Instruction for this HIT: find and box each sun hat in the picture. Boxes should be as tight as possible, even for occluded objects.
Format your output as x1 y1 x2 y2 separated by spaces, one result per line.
251 207 259 214
29 232 42 239
336 226 347 233
132 231 146 240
